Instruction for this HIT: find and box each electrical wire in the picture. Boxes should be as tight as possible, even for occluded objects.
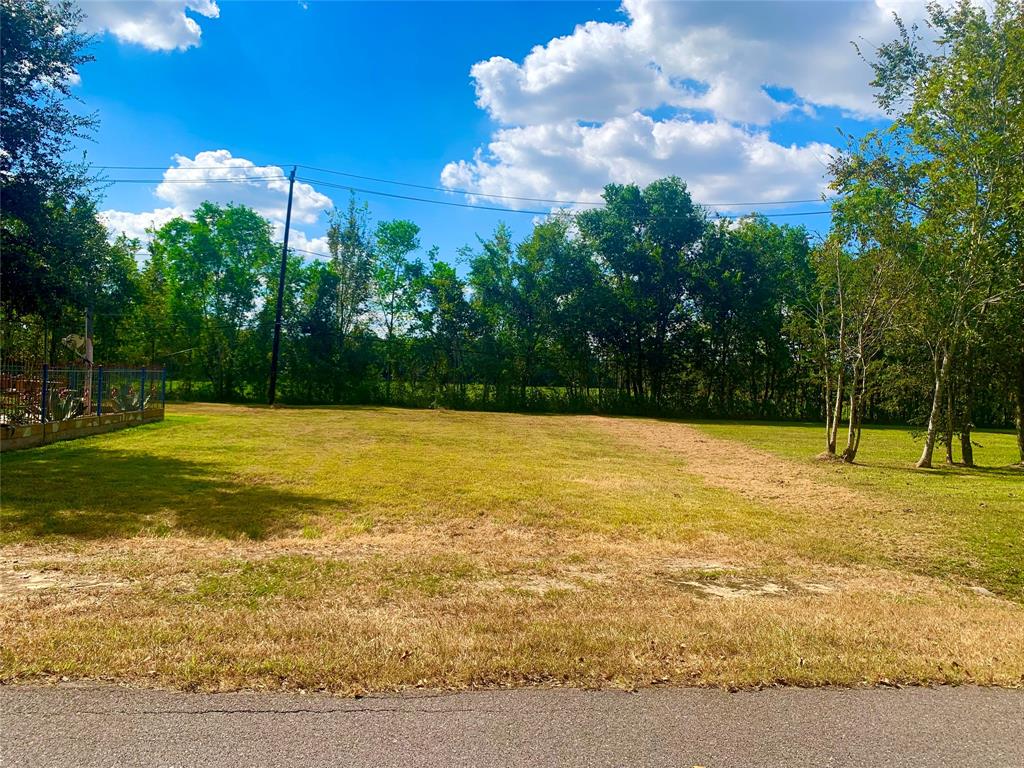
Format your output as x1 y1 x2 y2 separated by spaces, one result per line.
94 162 833 209
298 175 831 218
93 164 287 171
298 163 605 207
99 175 287 184
289 247 329 258
297 175 560 215
101 173 831 221
299 163 830 208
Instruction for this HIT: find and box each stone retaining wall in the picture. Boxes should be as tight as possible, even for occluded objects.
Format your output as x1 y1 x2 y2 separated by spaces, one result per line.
0 408 165 452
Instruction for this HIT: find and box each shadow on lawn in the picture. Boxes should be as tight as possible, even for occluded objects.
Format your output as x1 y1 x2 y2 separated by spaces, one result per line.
1 444 345 540
874 460 1024 478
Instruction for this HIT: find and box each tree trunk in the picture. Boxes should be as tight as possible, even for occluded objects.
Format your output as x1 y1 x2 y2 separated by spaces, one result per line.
827 366 845 455
960 418 974 468
841 358 866 463
826 287 847 455
841 387 859 463
944 380 955 465
917 346 952 469
823 376 831 448
1015 354 1024 466
384 319 396 402
960 348 975 468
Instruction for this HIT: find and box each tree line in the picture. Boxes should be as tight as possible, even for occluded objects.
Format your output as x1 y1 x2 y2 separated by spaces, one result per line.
2 0 1021 466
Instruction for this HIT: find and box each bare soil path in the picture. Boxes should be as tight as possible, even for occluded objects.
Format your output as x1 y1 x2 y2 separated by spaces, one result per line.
591 416 893 518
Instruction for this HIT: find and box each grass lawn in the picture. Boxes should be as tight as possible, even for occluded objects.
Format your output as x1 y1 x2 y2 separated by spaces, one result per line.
1 403 1021 693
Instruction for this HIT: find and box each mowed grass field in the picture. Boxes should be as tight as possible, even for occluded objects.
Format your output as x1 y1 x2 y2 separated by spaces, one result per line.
1 404 1021 693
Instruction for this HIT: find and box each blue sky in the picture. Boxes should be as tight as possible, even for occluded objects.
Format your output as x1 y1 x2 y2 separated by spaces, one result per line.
77 1 910 263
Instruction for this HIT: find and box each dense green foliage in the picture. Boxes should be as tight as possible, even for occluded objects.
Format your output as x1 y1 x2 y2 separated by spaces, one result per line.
7 185 1016 432
0 0 138 358
826 0 1023 465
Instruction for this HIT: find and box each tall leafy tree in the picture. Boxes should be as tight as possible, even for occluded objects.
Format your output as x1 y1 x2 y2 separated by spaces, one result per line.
372 219 423 399
837 0 1024 467
468 224 516 405
149 204 276 399
508 219 564 403
534 217 600 404
417 256 477 404
290 261 341 402
813 183 916 460
692 216 813 418
577 178 704 405
327 196 374 343
1 0 99 321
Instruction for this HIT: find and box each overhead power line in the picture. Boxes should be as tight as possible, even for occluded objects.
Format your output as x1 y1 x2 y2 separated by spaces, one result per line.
101 174 831 219
94 162 833 209
297 175 830 218
101 176 287 184
297 175 560 215
299 175 831 219
297 163 606 207
715 210 830 219
298 163 829 208
289 247 328 259
93 164 287 171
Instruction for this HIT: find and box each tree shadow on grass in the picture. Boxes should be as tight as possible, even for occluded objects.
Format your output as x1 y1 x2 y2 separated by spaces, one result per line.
883 462 1024 479
0 444 349 541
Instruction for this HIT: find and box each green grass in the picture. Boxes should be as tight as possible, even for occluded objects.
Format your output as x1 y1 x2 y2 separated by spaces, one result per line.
0 408 764 543
1 404 1022 692
692 421 1023 598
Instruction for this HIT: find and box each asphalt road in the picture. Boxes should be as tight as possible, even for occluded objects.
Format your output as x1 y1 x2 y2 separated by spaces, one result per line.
2 684 1022 767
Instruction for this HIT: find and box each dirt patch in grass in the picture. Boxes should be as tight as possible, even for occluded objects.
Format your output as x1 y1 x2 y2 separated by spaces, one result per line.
587 416 991 583
478 575 585 594
592 416 893 518
0 560 131 597
667 574 838 600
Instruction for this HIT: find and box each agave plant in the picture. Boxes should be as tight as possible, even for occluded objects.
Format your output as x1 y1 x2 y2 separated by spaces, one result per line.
108 385 153 412
47 388 85 422
1 389 41 425
108 385 137 412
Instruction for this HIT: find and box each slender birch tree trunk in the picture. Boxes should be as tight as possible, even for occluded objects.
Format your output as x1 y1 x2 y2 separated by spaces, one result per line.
918 346 953 468
841 354 867 463
1015 355 1024 466
823 360 833 451
827 366 845 454
960 346 975 467
944 381 955 465
826 286 846 455
819 298 835 454
842 386 859 462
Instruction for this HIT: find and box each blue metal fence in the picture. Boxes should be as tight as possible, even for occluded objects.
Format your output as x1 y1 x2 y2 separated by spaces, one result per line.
0 362 166 427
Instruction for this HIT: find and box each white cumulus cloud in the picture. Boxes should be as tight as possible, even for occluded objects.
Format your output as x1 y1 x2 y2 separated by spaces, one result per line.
100 150 333 260
442 114 833 212
79 0 220 52
154 151 329 225
472 0 932 128
471 19 679 125
444 0 934 211
98 207 180 243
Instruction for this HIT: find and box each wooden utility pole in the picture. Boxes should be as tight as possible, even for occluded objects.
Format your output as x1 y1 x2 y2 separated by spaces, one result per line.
268 166 296 406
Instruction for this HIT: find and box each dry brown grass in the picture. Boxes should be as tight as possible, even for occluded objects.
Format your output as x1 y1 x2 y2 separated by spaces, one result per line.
593 416 894 516
1 404 1022 693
